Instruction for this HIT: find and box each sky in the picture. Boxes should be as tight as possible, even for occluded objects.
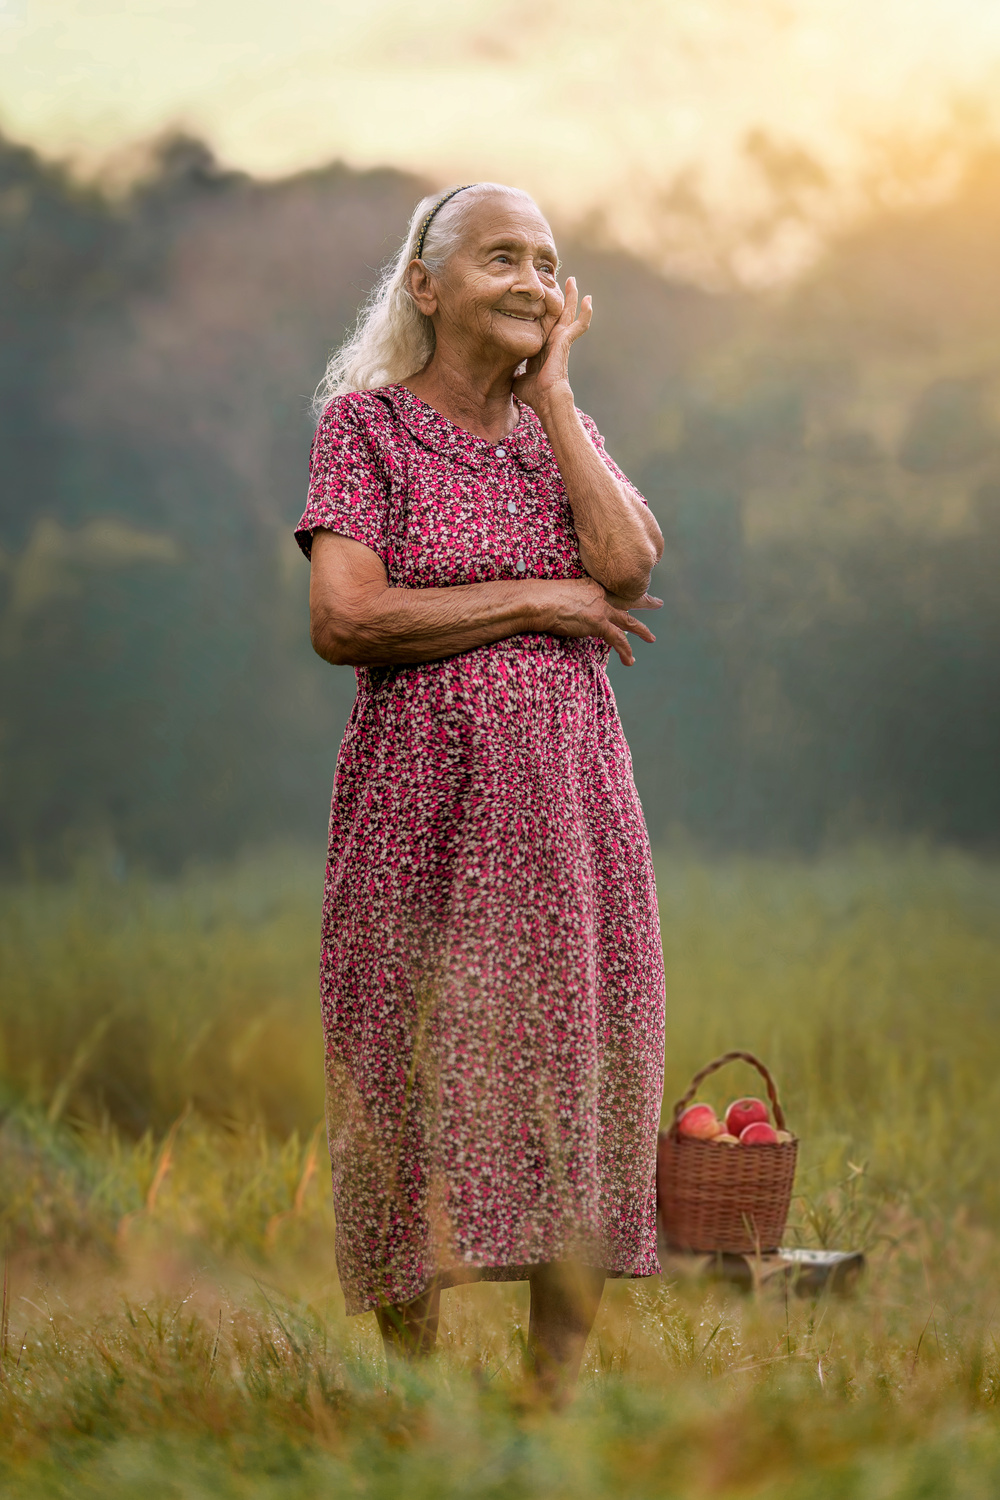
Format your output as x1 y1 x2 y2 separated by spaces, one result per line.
3 0 1000 280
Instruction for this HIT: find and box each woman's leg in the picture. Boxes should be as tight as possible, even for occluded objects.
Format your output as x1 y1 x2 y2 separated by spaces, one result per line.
375 1281 442 1360
527 1261 606 1398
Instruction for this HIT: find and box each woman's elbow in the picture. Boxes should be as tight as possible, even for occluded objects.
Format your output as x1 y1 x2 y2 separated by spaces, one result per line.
610 572 653 602
310 611 360 666
608 543 659 600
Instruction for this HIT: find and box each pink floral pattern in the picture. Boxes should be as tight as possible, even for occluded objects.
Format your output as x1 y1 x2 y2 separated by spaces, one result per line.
295 384 664 1315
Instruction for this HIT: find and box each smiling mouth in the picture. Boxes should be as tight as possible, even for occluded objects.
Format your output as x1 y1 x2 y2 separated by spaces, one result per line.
498 311 539 323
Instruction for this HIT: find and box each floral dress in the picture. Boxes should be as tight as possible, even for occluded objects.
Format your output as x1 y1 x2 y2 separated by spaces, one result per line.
295 383 665 1315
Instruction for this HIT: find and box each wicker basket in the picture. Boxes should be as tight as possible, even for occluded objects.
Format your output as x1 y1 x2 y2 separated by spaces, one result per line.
658 1051 798 1254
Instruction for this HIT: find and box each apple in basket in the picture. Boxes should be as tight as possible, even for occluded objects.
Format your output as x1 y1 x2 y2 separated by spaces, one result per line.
676 1103 725 1140
739 1120 779 1144
725 1097 770 1137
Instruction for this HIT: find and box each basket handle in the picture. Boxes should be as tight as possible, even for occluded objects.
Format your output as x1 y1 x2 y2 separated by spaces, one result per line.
669 1050 787 1133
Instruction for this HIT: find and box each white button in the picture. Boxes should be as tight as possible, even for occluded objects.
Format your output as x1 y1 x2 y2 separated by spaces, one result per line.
495 447 507 458
516 560 526 573
507 500 517 514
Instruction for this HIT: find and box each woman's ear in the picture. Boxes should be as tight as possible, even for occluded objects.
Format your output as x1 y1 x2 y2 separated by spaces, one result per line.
406 260 438 318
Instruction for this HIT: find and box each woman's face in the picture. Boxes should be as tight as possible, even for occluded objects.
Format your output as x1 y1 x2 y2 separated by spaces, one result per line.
418 194 564 365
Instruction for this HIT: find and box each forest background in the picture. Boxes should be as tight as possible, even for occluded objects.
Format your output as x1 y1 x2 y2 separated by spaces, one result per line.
3 126 999 873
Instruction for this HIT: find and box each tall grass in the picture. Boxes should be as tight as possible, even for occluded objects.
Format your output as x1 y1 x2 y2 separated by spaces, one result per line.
0 847 326 1136
1 845 1000 1497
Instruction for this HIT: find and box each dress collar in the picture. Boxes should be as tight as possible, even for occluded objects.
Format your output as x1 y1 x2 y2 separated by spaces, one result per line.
375 383 546 471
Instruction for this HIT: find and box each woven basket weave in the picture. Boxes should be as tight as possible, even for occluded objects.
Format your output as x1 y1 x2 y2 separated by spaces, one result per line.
657 1051 798 1254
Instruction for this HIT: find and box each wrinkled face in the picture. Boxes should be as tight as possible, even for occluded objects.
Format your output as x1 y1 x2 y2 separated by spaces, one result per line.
418 193 564 363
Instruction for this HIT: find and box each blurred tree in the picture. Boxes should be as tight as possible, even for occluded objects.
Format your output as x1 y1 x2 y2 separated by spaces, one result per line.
1 132 999 867
898 378 997 473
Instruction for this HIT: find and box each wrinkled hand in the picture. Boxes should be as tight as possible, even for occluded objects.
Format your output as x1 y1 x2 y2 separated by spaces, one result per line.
543 578 662 666
513 277 591 414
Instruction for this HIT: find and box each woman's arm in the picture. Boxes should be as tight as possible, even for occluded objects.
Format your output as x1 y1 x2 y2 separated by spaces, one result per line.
539 393 663 598
309 531 659 669
515 278 664 600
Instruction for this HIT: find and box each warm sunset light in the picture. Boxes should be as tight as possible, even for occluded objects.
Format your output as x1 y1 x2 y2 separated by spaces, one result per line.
4 0 1000 276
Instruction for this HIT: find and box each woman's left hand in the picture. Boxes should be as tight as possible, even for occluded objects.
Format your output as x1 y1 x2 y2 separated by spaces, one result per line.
513 276 591 414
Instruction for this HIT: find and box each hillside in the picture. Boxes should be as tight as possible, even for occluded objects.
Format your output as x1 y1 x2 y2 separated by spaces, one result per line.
1 133 998 864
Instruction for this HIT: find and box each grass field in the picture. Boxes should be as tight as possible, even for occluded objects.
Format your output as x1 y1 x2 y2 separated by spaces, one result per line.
2 845 1000 1497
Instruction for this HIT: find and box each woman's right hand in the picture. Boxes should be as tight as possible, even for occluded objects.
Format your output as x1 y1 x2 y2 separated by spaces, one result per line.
539 577 662 666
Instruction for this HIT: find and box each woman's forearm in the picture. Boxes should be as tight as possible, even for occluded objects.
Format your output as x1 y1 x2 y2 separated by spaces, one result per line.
309 533 657 669
313 575 551 666
537 388 663 599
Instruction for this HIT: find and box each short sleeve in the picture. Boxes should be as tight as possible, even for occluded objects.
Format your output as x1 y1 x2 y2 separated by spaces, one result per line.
577 410 649 507
294 396 391 562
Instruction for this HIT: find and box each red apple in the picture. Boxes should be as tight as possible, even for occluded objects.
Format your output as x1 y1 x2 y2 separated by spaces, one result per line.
677 1103 724 1140
725 1097 770 1137
739 1121 779 1145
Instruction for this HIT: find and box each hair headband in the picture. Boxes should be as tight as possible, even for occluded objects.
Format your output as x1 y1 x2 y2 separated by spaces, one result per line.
414 184 478 260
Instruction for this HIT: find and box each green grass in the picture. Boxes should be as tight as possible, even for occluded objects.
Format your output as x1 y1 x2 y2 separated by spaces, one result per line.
2 845 1000 1497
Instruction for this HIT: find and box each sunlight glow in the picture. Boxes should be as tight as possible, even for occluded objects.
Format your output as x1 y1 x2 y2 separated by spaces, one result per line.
3 0 1000 278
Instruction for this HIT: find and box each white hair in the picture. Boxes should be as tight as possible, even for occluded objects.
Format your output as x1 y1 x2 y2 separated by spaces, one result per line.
312 182 540 415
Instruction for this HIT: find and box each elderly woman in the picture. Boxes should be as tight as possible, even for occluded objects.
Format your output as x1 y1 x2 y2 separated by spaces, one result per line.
295 182 666 1394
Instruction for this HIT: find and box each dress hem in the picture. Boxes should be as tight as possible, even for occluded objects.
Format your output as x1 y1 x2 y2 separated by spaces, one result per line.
343 1253 663 1317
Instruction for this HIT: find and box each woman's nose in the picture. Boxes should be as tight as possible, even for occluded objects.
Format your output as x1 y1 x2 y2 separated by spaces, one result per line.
510 260 545 298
